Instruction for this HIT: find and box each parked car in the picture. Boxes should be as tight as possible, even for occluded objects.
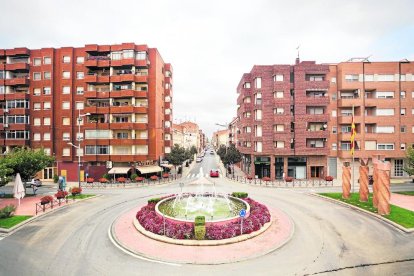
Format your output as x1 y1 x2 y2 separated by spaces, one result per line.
25 178 42 188
210 169 219 178
196 157 203 163
210 150 214 154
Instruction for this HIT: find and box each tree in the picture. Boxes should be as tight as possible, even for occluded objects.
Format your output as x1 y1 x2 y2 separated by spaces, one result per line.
190 145 198 156
223 143 242 166
0 163 13 187
165 144 187 175
1 147 54 184
217 145 227 160
404 145 414 176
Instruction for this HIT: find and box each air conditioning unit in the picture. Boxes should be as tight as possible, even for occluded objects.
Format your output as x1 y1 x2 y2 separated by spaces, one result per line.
4 123 8 128
4 108 9 113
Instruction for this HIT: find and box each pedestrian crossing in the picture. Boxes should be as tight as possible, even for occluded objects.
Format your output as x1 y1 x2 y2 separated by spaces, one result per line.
186 173 222 179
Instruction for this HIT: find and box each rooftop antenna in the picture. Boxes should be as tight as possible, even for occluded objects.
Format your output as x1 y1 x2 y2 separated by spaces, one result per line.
296 45 300 64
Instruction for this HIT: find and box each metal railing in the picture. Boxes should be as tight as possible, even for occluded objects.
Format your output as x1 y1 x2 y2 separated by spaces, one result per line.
80 175 181 189
226 175 334 187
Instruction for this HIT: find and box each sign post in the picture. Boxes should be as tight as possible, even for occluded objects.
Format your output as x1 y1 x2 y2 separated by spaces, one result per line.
239 209 246 235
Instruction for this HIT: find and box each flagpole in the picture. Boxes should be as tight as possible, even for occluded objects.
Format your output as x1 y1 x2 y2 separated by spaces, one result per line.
352 104 355 193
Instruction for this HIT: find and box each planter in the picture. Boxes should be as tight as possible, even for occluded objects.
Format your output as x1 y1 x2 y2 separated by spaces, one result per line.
86 178 95 183
284 177 294 182
150 176 158 181
135 177 145 182
117 177 126 183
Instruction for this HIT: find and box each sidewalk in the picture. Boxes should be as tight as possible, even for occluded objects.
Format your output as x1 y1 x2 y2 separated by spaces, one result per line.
0 196 41 216
390 193 414 212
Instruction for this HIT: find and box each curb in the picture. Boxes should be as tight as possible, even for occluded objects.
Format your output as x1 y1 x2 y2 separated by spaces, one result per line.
109 206 295 265
0 194 102 235
311 193 414 234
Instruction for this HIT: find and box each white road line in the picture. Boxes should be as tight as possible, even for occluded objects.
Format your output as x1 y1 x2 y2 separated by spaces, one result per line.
0 236 5 241
186 174 191 179
107 228 181 267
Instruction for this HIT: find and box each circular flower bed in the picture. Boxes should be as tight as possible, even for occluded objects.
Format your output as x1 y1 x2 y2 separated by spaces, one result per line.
136 197 270 240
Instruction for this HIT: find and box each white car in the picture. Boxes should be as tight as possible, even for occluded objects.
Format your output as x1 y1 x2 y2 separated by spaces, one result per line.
196 157 203 163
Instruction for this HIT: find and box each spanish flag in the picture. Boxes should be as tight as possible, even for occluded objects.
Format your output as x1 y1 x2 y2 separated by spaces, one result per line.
350 115 356 155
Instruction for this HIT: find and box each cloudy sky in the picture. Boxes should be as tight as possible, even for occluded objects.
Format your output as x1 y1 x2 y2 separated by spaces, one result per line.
2 0 414 137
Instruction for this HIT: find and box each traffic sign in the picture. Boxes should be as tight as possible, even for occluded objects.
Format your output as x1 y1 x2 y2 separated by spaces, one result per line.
239 209 246 218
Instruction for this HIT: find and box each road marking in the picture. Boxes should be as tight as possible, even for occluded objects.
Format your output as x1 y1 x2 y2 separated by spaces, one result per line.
0 236 5 241
107 227 181 267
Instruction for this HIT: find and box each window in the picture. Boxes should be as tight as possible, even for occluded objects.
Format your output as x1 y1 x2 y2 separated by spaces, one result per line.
255 93 262 105
412 108 414 115
377 143 394 150
401 108 406 115
400 91 406 98
274 107 284 115
365 74 374 81
86 145 110 155
243 97 251 103
345 74 359 82
111 52 122 60
376 91 394 99
341 125 352 133
332 143 337 150
76 102 84 110
33 58 41 66
254 109 262 120
62 117 70 125
76 57 84 64
244 112 251 118
43 117 51 125
255 77 261 89
33 88 41 96
43 133 51 141
308 107 324 115
401 126 406 133
332 126 337 134
34 118 41 126
44 72 51 80
76 72 84 79
255 125 262 137
62 86 70 94
332 110 337 117
33 133 41 141
376 108 394 116
274 124 284 132
85 130 111 139
309 140 324 148
76 87 84 95
394 159 404 177
33 103 41 110
377 74 394 81
43 102 51 110
254 141 262 152
43 87 51 95
76 148 84 157
63 133 70 141
62 148 70 156
63 56 70 63
401 143 406 150
331 77 337 83
62 102 70 109
274 91 284 98
306 74 325 81
0 86 4 94
33 72 41 80
274 74 284 82
62 71 70 79
376 126 394 133
135 145 148 155
274 141 284 148
244 126 251 133
332 93 337 100
123 50 134 59
243 82 251 88
365 141 376 150
136 51 147 60
44 57 51 64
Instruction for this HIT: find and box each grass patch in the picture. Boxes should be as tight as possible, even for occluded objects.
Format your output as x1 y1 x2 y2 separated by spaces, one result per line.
394 191 414 196
67 194 95 200
0 216 32 229
319 193 414 229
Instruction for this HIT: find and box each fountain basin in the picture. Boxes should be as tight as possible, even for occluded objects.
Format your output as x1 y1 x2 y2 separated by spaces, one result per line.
155 194 250 227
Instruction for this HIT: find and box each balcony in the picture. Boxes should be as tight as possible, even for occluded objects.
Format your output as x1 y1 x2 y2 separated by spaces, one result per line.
134 59 150 67
304 80 330 89
5 63 29 71
134 106 147 113
4 139 30 146
84 59 110 67
5 48 29 56
164 114 171 121
110 74 134 83
337 115 362 124
303 130 329 139
110 89 134 98
305 95 329 105
337 97 361 107
84 73 110 83
134 91 147 98
110 106 134 113
110 58 135 67
5 77 29 86
134 75 148 83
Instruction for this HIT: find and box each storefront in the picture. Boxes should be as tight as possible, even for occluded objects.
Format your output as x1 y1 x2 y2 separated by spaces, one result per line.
254 156 270 178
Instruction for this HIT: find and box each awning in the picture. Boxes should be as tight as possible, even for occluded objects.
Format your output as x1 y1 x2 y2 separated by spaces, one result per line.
108 167 131 174
160 164 174 169
137 165 163 174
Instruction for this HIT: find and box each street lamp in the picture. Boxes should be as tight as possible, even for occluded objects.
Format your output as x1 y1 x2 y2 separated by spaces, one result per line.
68 111 90 188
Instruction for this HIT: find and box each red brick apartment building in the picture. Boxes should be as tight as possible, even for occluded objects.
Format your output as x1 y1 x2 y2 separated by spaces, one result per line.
0 43 173 181
236 58 414 180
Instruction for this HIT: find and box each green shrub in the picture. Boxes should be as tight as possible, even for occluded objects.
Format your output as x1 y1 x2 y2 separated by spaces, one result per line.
103 173 110 180
195 216 205 226
194 225 206 240
0 205 16 219
148 198 162 204
231 192 248 199
53 175 59 183
130 173 138 181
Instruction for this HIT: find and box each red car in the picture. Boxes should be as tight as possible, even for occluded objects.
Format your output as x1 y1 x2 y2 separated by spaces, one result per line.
210 169 219 178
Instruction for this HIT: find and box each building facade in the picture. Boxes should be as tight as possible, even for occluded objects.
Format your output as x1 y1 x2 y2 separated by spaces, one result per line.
212 129 230 149
236 59 414 180
0 43 172 181
172 121 203 152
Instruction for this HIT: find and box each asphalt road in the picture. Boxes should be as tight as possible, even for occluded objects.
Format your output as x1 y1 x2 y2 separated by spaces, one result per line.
1 155 413 276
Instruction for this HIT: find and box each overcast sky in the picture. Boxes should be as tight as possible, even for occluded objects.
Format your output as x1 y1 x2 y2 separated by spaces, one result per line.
1 0 414 137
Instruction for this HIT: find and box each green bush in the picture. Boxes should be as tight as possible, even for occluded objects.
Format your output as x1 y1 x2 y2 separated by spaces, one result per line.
231 192 248 199
148 198 162 204
103 173 110 180
130 173 138 181
195 216 205 226
53 175 59 183
194 225 206 240
0 205 16 219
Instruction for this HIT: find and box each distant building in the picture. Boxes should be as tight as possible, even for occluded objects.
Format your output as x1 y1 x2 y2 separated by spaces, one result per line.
235 58 414 180
172 121 203 152
212 129 230 149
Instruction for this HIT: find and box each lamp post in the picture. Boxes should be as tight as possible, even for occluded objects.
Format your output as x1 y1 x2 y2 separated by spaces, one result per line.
68 111 90 188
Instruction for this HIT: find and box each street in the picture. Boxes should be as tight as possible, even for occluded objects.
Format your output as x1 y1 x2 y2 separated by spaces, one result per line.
0 154 413 275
